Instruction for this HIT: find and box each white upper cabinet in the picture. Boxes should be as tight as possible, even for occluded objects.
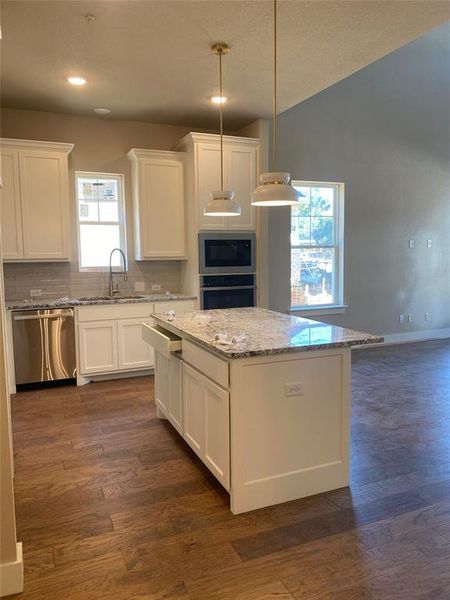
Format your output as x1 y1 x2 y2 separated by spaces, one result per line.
225 144 257 231
128 149 186 260
0 139 73 262
0 149 23 259
174 133 259 232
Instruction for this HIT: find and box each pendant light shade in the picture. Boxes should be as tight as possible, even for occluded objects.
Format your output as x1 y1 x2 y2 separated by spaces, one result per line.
204 43 241 217
251 0 299 208
204 190 241 216
252 172 299 206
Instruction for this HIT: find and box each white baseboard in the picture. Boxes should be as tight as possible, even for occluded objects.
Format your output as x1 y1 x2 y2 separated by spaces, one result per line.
0 543 23 597
78 368 154 385
357 328 450 348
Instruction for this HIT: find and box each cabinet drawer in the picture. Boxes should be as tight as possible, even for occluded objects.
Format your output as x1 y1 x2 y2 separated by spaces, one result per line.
182 339 229 389
77 303 154 322
142 324 182 359
154 300 196 314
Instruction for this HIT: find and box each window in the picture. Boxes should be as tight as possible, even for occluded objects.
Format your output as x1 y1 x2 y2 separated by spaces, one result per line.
290 181 344 309
75 172 126 270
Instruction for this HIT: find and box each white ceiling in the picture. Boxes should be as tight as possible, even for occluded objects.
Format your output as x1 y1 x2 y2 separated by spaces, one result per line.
1 0 450 130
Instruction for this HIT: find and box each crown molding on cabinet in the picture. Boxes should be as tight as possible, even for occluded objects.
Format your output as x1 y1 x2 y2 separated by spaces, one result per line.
127 148 186 162
1 138 74 153
173 132 260 151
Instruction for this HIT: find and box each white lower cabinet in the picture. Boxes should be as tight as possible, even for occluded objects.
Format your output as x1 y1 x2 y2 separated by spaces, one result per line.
118 318 154 370
78 321 118 374
155 351 183 434
154 351 169 414
182 362 230 490
168 354 183 433
77 303 155 376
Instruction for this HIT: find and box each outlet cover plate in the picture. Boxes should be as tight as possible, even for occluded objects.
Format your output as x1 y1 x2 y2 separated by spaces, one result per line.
285 382 304 397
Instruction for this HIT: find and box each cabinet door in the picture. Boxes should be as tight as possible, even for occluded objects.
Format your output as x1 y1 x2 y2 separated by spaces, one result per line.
224 144 257 231
168 354 183 434
182 363 205 455
117 318 154 371
138 158 185 258
19 150 70 260
155 350 170 415
203 373 230 489
0 149 23 259
197 143 225 230
78 321 118 375
182 363 230 489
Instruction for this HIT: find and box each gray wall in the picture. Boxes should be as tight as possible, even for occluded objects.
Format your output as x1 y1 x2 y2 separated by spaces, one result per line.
269 22 450 336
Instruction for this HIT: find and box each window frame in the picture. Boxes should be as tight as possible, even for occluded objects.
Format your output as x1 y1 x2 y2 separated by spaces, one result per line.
75 171 127 272
290 180 345 313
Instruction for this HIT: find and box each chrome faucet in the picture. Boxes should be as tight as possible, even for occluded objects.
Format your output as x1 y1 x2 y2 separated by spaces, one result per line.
109 248 128 298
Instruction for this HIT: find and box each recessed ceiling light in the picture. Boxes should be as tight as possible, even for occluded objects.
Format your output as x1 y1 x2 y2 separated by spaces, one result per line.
66 76 87 86
94 108 111 115
211 95 227 104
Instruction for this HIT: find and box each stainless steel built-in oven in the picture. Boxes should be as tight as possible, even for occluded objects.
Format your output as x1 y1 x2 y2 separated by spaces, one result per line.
199 232 256 274
200 274 256 310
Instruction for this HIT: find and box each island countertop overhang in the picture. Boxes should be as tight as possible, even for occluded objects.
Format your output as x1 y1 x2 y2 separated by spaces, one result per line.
150 307 383 360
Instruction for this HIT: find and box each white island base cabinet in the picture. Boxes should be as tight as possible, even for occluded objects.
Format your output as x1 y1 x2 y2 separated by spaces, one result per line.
228 350 350 514
145 321 351 514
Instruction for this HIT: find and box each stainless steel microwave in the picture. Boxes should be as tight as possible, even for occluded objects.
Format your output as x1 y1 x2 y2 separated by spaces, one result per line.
199 232 256 274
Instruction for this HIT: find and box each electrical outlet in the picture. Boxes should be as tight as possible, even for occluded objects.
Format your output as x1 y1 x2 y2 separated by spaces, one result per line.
151 284 161 292
407 314 413 323
399 314 405 324
285 382 304 397
134 281 145 292
426 240 432 248
409 240 415 249
30 289 42 297
425 312 431 321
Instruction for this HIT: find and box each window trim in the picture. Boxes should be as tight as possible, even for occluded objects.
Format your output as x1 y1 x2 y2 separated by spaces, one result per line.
75 171 127 272
290 180 345 313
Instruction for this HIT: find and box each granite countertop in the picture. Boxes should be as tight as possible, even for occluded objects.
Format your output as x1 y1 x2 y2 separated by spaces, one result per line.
152 307 383 359
6 293 196 311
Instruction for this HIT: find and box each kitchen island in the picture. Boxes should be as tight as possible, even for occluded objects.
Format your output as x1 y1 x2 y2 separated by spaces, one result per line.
143 307 382 514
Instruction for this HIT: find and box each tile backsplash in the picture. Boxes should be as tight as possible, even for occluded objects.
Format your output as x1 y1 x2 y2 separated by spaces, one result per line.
3 260 182 301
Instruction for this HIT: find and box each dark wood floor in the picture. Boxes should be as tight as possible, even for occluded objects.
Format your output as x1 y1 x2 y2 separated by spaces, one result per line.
10 339 450 599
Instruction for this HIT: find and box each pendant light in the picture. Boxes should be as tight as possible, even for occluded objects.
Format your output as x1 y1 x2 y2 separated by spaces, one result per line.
251 0 302 207
204 43 241 217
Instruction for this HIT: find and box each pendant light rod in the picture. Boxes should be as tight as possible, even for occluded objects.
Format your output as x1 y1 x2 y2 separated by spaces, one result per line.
211 42 230 191
272 0 277 172
204 42 240 217
219 48 224 190
251 0 301 206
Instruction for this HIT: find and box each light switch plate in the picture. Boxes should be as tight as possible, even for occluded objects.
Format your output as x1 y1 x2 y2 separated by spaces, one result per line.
426 240 432 248
30 289 42 297
134 281 145 292
151 284 161 292
409 240 415 249
285 382 304 397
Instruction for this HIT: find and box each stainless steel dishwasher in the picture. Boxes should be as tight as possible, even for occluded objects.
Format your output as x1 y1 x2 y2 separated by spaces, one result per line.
12 308 76 388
